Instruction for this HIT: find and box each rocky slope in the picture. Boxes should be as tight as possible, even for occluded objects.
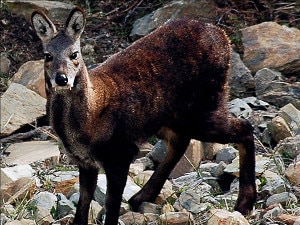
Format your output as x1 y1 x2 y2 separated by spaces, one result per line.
1 0 300 224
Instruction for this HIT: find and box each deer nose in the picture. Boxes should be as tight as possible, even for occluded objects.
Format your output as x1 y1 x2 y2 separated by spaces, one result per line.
55 74 68 86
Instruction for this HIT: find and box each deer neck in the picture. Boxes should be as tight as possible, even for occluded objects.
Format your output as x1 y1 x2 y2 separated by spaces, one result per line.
48 65 110 142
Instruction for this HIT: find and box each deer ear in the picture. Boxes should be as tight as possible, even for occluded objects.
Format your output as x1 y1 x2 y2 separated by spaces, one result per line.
31 10 57 44
64 7 86 41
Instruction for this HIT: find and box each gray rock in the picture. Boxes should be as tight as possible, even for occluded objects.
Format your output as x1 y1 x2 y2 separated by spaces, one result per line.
254 68 300 109
215 147 239 164
228 98 252 119
57 199 76 218
6 0 75 23
138 202 162 214
0 83 46 136
228 51 255 98
130 0 217 39
147 140 167 165
0 53 11 75
32 191 57 210
260 170 287 195
275 135 300 161
173 188 212 214
69 193 80 205
242 97 269 110
0 165 34 185
266 192 298 207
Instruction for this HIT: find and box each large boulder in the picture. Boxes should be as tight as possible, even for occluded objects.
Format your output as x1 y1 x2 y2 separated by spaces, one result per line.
0 83 46 136
130 0 217 39
254 68 300 109
6 0 74 23
9 60 45 98
241 22 300 76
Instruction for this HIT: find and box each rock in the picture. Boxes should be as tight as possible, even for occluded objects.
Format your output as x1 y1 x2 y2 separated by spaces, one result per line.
130 0 217 39
148 139 203 178
0 164 35 185
6 0 75 23
54 177 79 196
9 60 45 98
266 192 297 207
278 103 300 135
263 205 285 220
173 183 213 213
286 161 300 185
208 209 249 225
32 192 57 224
203 143 228 160
224 155 269 176
159 212 194 225
69 193 80 205
254 68 300 109
56 199 76 218
275 135 300 161
147 140 167 165
94 174 141 206
215 147 239 164
35 206 54 225
268 116 293 143
241 22 300 76
119 212 147 225
32 191 57 210
134 156 154 170
242 97 269 110
277 214 300 225
0 53 11 74
0 83 46 136
89 200 102 224
4 141 60 166
260 170 286 195
138 202 162 214
66 182 79 198
51 171 79 182
228 98 252 119
169 139 203 178
228 51 255 98
0 177 36 204
129 162 146 177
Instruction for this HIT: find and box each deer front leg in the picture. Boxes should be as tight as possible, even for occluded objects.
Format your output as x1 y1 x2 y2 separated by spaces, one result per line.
101 141 138 225
73 166 98 225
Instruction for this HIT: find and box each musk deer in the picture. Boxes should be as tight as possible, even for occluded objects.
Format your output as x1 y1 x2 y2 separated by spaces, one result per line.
31 7 256 225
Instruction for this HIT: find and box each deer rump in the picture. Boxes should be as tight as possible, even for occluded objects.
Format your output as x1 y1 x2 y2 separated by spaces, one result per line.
31 7 256 225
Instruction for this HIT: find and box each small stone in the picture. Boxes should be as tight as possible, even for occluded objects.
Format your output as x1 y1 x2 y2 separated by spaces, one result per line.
215 147 239 164
159 212 194 225
285 161 300 185
266 192 297 207
119 212 147 225
268 116 293 142
208 209 249 225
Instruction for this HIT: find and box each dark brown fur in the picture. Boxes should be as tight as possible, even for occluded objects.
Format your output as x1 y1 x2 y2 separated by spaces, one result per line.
31 7 256 225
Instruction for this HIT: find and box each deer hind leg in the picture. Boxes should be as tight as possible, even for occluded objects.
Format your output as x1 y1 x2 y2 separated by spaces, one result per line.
129 127 191 211
73 166 98 225
202 115 256 215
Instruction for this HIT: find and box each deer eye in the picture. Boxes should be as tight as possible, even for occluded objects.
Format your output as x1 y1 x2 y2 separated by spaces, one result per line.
70 51 79 60
44 53 53 62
